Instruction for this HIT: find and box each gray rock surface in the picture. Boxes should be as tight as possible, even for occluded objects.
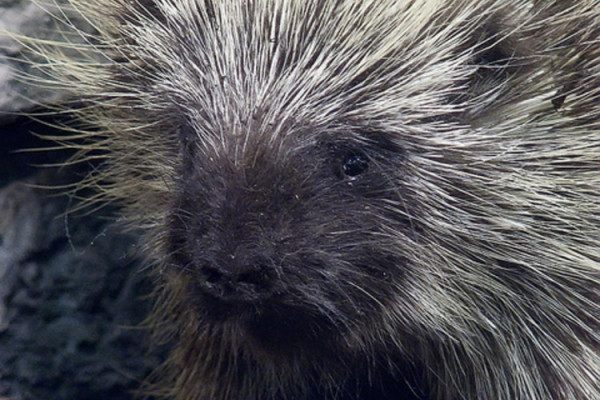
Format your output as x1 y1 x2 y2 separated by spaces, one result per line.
0 119 162 400
0 3 163 398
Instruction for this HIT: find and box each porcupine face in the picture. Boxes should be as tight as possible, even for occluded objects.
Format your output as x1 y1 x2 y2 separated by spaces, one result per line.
166 122 412 354
158 1 524 359
159 0 531 359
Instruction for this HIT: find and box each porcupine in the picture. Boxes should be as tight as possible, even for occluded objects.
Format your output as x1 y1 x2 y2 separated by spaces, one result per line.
23 0 600 399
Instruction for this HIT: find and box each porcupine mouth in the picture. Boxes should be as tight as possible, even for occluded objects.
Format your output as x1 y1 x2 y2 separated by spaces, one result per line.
166 225 378 351
200 289 342 354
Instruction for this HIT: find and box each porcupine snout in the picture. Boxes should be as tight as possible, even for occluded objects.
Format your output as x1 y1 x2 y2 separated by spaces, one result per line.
190 180 286 303
168 137 323 305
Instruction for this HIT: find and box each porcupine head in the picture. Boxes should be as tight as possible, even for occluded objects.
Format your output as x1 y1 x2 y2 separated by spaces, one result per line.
29 0 600 399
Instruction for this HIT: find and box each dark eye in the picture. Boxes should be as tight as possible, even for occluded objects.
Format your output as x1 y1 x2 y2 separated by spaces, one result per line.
342 153 369 177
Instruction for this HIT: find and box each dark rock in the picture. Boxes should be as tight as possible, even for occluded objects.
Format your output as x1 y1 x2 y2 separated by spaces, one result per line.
0 117 162 400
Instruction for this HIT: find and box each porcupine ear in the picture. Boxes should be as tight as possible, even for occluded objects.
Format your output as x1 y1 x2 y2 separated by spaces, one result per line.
463 1 600 117
471 21 532 79
458 6 539 115
532 2 600 114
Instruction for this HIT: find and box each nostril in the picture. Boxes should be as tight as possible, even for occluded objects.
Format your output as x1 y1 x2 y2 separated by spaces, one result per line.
198 262 275 300
237 266 273 291
201 265 224 284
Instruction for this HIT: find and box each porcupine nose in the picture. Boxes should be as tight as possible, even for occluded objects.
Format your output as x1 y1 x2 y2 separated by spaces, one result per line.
199 254 276 302
195 161 293 302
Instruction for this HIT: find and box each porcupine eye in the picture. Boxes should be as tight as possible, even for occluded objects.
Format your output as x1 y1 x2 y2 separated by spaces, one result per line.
342 152 369 177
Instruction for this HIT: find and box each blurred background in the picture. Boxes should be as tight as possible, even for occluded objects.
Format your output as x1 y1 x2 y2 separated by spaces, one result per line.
0 2 162 399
